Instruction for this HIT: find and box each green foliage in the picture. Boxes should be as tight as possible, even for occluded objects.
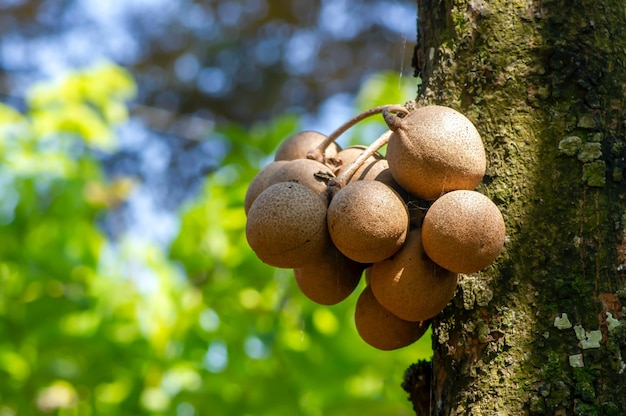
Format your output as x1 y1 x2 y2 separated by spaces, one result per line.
169 71 432 415
0 64 429 415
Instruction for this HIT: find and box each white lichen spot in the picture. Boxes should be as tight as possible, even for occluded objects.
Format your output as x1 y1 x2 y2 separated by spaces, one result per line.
616 350 626 374
554 313 572 330
436 319 453 345
607 312 620 333
569 354 584 368
574 325 586 341
501 308 516 327
578 329 602 349
459 275 492 310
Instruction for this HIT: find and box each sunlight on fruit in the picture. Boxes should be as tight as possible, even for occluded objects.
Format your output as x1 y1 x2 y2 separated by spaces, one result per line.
245 103 504 353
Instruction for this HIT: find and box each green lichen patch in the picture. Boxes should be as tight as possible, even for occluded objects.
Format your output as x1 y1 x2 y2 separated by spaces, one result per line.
577 142 602 163
559 136 582 156
574 401 600 416
577 114 598 129
582 160 606 187
458 274 494 310
572 367 597 403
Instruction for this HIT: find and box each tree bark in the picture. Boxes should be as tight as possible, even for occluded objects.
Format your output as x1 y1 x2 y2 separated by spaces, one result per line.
404 1 626 414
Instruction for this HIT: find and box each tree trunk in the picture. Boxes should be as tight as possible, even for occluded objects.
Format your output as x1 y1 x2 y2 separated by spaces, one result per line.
404 1 626 414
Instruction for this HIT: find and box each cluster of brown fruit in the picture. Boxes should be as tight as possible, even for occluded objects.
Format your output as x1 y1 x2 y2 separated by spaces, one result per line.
244 104 506 351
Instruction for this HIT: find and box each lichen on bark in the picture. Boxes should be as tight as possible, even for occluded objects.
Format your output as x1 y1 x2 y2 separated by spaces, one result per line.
406 0 626 414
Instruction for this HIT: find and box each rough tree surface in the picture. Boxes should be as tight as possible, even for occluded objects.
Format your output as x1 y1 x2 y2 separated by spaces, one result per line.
404 1 626 414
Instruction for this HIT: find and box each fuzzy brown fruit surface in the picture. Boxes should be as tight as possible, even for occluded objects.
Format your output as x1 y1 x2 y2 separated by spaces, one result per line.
327 180 409 263
354 285 431 351
268 159 334 194
331 145 384 178
274 131 341 162
422 190 505 274
370 229 458 322
294 245 365 305
246 182 329 268
385 105 486 200
244 161 289 215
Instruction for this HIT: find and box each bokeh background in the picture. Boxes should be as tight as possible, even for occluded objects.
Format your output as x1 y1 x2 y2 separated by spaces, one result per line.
0 0 431 414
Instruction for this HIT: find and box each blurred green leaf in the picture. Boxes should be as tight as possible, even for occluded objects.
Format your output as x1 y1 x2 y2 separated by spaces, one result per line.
0 65 427 415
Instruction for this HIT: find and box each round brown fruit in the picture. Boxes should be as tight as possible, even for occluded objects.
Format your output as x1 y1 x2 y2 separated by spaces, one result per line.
355 285 431 350
274 131 341 162
385 105 486 200
327 180 409 263
330 145 384 177
421 190 505 274
267 159 335 196
244 161 289 215
246 182 329 268
294 245 365 305
370 229 458 322
340 156 409 201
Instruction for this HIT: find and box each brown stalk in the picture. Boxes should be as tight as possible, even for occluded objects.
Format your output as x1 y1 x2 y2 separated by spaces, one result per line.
306 104 400 163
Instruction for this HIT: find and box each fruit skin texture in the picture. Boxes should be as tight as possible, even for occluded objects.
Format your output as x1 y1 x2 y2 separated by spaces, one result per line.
331 145 384 178
246 182 329 268
267 159 334 195
386 105 486 200
274 130 341 162
294 245 365 305
327 180 409 263
244 161 289 215
354 285 431 351
245 159 334 215
370 229 458 322
422 190 506 274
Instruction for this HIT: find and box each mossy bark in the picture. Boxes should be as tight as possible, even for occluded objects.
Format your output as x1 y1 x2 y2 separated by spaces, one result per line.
404 1 626 414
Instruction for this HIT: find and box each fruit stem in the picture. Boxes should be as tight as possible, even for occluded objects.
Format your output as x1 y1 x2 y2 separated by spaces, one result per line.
382 105 410 131
307 105 399 163
327 130 393 194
